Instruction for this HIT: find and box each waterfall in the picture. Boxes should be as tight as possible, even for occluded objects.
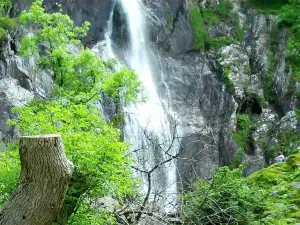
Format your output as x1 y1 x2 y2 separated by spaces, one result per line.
94 0 179 212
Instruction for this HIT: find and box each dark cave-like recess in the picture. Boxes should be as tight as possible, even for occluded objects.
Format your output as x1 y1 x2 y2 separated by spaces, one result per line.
240 98 262 115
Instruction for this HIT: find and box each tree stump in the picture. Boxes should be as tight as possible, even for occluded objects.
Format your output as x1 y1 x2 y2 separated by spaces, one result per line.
0 134 73 225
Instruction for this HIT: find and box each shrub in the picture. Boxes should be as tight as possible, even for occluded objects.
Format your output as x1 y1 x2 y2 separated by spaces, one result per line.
230 149 244 169
0 0 18 38
208 37 235 50
244 0 288 14
189 7 207 50
233 114 253 154
0 142 19 206
223 67 235 94
181 166 264 225
189 0 235 51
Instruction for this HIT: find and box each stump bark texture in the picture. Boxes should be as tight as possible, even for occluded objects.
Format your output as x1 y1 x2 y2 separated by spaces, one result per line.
0 134 73 225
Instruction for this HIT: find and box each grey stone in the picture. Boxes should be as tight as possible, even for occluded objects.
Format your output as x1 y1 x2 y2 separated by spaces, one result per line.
92 197 119 213
291 182 300 189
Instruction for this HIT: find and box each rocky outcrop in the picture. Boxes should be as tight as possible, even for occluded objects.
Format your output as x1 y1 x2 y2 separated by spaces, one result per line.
0 36 53 144
142 0 299 183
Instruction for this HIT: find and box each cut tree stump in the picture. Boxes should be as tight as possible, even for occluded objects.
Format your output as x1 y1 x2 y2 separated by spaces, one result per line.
0 134 73 225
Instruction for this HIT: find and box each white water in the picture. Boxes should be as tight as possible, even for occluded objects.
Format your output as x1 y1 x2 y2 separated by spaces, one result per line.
119 0 179 212
95 0 179 212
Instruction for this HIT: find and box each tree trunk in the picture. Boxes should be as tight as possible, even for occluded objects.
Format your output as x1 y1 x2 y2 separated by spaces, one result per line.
0 134 73 225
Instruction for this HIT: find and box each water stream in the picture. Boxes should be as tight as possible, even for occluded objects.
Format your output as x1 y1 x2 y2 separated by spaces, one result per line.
95 0 179 212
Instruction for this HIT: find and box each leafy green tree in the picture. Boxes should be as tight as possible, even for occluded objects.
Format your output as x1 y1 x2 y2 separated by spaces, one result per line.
0 0 141 223
19 0 141 103
0 0 18 38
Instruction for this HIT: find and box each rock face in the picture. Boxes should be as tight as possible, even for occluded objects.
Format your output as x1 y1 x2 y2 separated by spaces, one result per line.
12 0 116 46
141 0 299 184
1 0 299 190
0 37 52 143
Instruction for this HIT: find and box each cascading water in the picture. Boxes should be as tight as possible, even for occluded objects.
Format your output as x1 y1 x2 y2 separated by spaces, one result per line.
94 0 179 212
119 0 179 211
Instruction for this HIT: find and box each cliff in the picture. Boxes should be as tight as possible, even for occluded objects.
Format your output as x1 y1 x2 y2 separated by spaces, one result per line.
0 0 299 191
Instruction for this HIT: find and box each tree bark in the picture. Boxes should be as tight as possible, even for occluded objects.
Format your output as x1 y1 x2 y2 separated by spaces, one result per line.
0 134 73 225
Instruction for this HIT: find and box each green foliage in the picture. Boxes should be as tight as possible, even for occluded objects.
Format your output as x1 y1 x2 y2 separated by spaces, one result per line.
9 101 136 197
260 25 279 104
203 0 233 23
233 114 253 154
189 7 207 50
0 0 18 38
296 109 300 120
280 0 300 120
244 0 289 14
269 130 300 158
0 142 19 205
0 0 141 223
67 201 118 225
262 73 277 103
103 67 141 103
182 153 300 224
235 23 247 42
19 0 141 103
230 149 244 169
182 166 264 225
247 153 300 224
208 37 235 50
20 0 89 51
189 0 236 51
223 67 235 94
5 99 138 222
280 0 300 82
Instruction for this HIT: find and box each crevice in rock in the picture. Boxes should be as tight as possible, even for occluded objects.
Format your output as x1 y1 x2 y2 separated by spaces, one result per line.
240 98 262 115
10 40 17 54
170 2 185 36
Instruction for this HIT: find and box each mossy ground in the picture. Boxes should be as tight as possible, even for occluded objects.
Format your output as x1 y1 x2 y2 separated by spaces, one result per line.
247 153 300 224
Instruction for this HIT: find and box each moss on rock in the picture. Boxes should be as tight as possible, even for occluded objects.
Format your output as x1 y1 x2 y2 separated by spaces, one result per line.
247 153 300 224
